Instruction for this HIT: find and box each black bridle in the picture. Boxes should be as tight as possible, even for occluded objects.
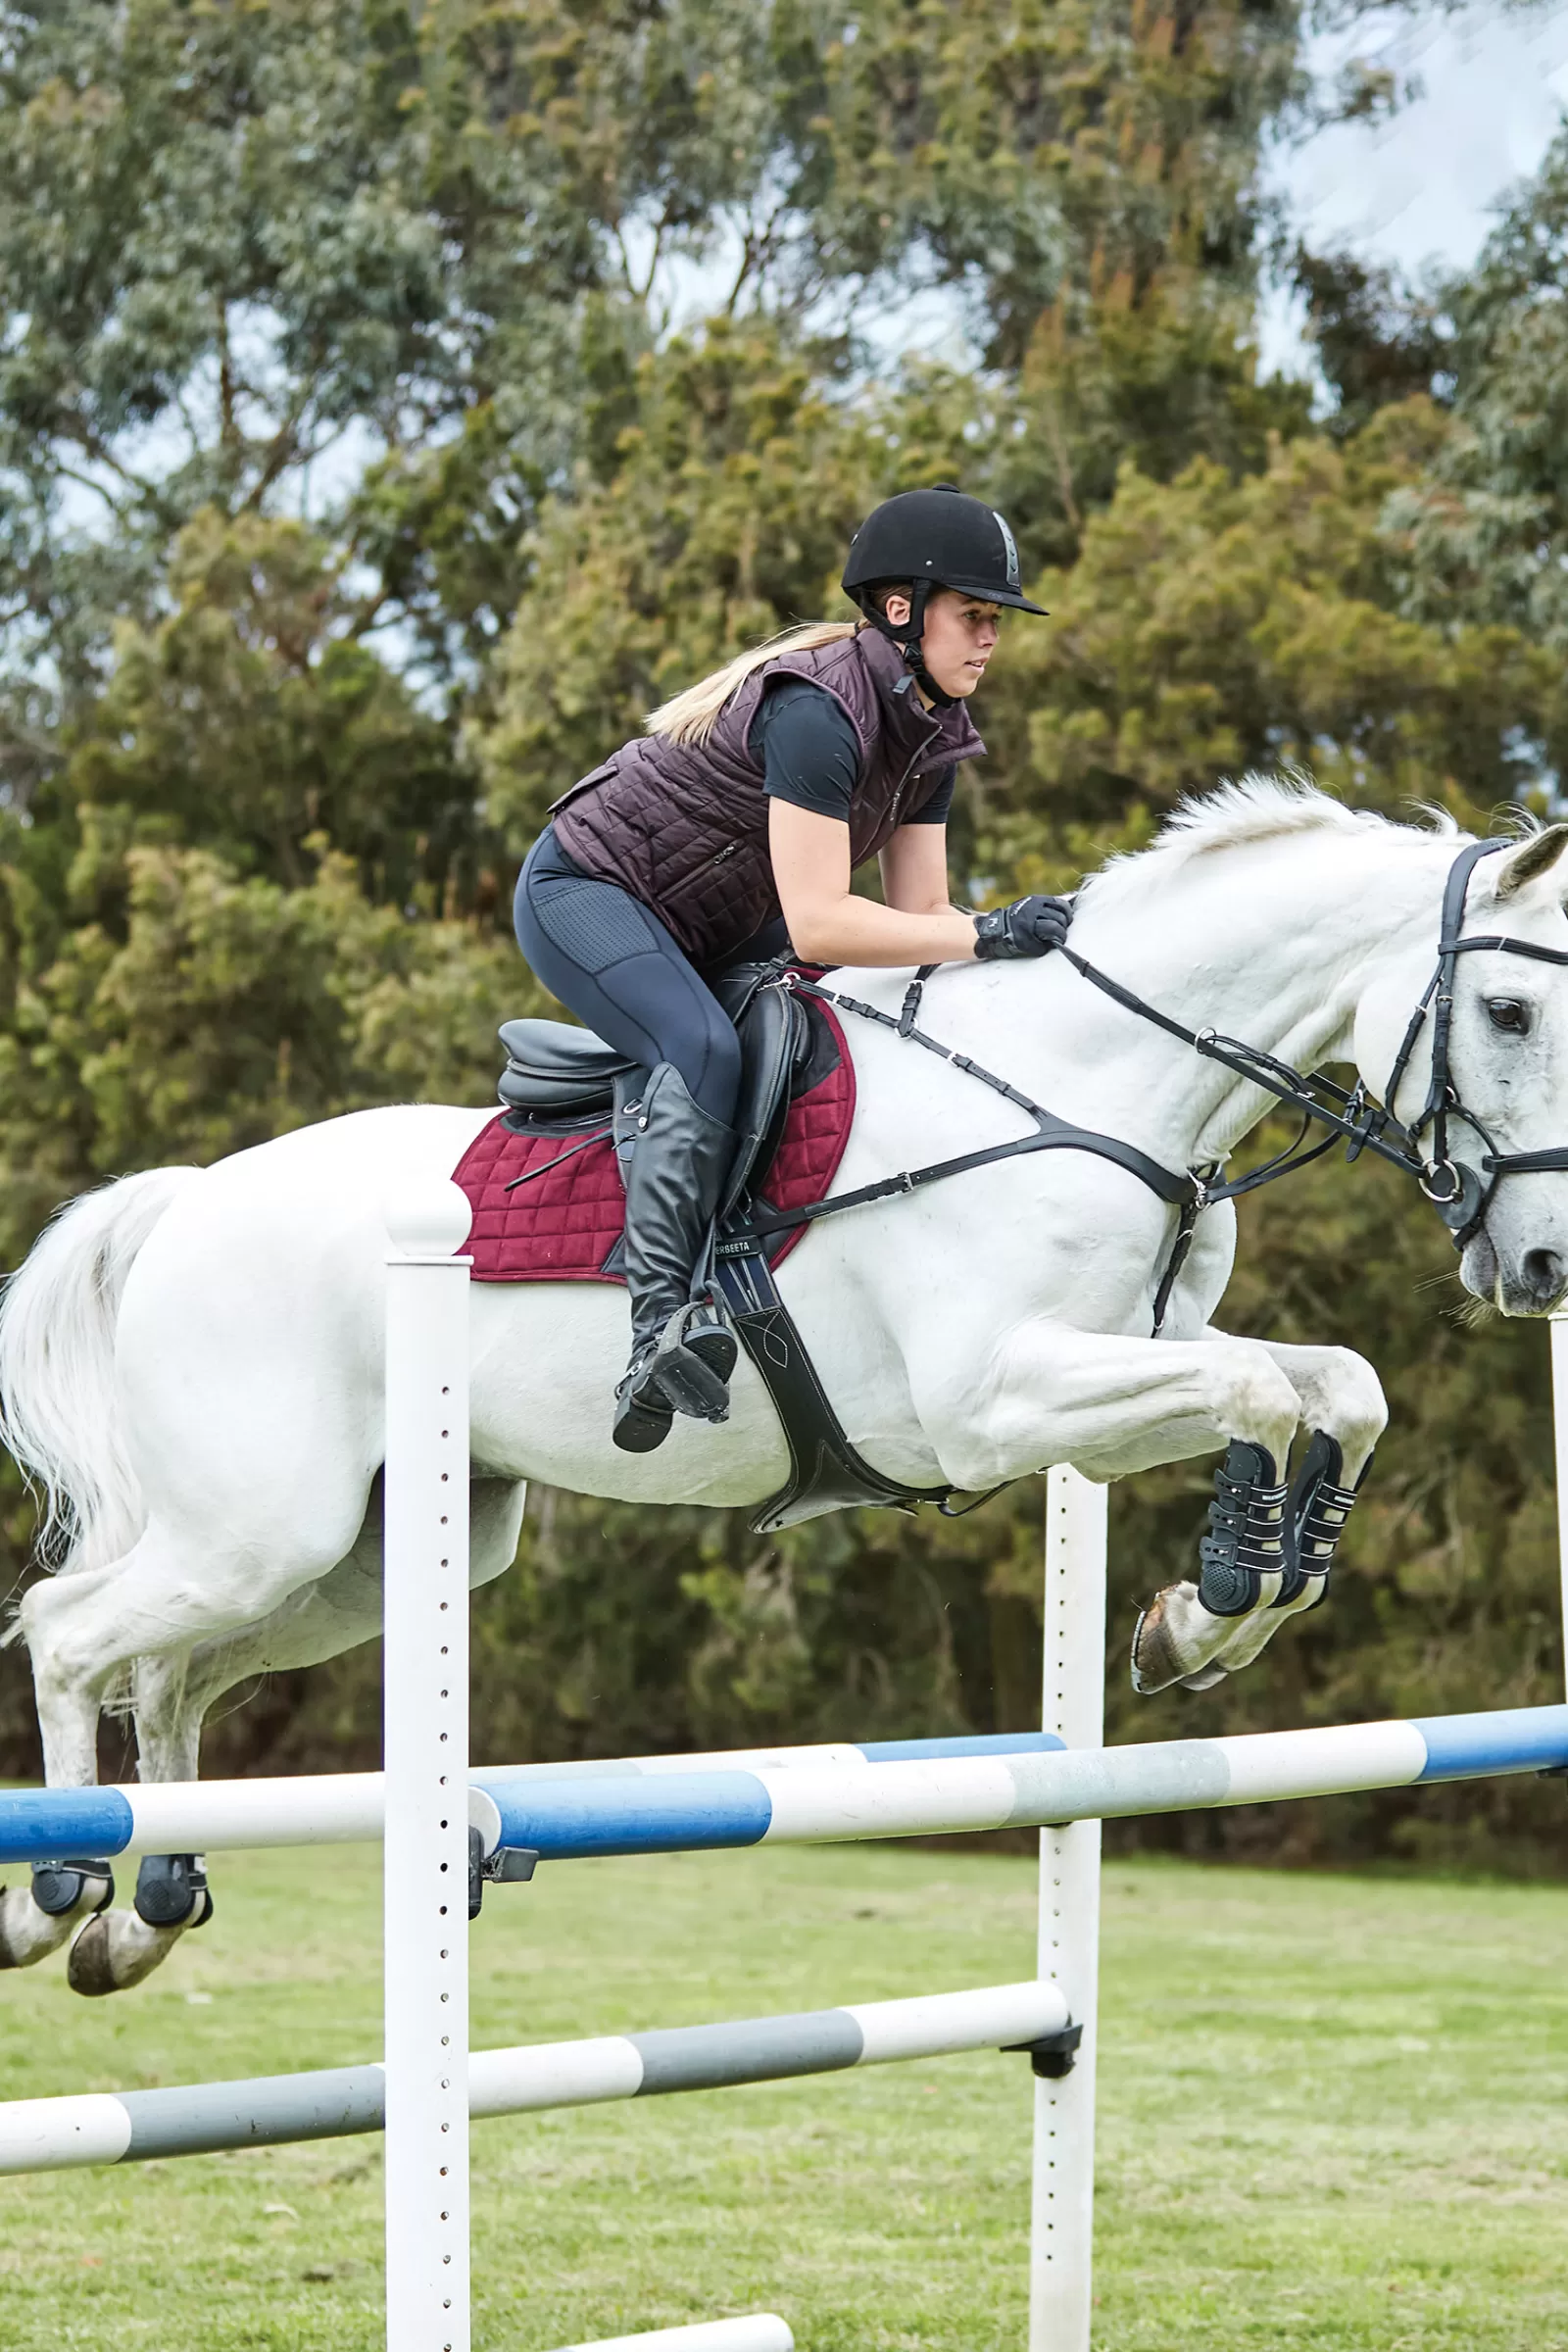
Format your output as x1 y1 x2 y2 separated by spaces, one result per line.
1375 835 1568 1250
745 835 1568 1331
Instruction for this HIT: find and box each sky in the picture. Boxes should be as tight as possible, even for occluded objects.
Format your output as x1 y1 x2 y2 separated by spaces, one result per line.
1257 0 1568 375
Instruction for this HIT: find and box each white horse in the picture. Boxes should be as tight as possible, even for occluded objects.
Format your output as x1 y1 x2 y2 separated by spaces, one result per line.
5 778 1568 1994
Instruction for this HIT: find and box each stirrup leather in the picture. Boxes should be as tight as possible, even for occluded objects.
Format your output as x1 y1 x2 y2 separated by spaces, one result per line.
1196 1440 1288 1616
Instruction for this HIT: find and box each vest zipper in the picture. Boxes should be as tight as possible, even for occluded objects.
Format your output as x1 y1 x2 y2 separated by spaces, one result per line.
692 840 740 880
886 747 929 829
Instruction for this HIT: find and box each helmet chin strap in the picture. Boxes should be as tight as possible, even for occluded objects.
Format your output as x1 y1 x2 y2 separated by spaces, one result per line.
861 580 958 708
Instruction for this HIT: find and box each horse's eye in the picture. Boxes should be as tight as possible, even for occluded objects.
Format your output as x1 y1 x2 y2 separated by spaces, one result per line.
1487 997 1531 1035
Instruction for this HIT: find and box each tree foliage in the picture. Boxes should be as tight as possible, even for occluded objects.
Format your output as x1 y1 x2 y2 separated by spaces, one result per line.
1384 124 1568 654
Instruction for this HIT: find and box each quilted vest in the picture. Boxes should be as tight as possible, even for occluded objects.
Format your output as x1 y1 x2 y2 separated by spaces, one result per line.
549 624 985 965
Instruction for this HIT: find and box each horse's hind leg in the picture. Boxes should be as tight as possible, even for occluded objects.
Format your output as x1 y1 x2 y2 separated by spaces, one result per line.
12 1488 368 1993
55 1477 525 1996
0 1561 128 1972
63 1650 209 1996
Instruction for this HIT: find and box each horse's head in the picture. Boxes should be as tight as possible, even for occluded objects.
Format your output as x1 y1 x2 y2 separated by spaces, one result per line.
1357 824 1568 1315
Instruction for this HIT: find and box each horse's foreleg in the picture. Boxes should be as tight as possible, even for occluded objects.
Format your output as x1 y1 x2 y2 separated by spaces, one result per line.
908 1320 1308 1697
1197 1337 1387 1681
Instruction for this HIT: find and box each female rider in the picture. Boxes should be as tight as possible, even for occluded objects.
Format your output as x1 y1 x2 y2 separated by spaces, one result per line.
514 484 1071 1453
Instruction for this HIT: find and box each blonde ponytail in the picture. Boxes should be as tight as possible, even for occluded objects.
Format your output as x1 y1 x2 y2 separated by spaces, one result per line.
645 620 860 747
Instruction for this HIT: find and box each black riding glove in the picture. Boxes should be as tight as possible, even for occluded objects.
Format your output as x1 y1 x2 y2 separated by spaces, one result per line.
972 895 1073 961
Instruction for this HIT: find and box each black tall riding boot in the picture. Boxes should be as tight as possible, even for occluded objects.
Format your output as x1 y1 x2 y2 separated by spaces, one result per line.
612 1062 739 1454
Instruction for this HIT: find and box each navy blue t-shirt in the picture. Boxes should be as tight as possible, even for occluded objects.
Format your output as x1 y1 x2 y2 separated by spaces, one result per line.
749 677 956 826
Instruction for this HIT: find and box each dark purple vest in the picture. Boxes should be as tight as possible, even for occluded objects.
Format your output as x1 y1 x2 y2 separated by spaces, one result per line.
550 625 985 964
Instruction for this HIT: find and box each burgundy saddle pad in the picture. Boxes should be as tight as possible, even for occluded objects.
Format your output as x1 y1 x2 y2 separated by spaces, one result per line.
454 1003 855 1284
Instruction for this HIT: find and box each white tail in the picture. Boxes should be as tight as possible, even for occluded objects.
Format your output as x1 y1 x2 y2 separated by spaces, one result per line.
0 1168 202 1575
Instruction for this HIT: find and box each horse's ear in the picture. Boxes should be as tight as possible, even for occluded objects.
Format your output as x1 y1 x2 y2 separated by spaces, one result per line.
1494 824 1568 899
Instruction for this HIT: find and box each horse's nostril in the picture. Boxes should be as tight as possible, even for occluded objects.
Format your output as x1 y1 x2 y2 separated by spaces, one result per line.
1522 1248 1565 1301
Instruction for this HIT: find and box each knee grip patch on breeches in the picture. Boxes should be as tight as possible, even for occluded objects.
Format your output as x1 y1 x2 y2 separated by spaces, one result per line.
530 874 663 974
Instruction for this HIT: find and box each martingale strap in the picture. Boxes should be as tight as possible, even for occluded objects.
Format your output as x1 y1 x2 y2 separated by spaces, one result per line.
733 969 1206 1339
737 962 1406 1339
749 973 1196 1226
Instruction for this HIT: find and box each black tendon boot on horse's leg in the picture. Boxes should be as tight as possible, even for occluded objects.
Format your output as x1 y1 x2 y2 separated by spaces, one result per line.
1283 1431 1372 1609
1130 1440 1289 1695
1185 1432 1376 1682
612 1062 739 1454
0 1858 115 1971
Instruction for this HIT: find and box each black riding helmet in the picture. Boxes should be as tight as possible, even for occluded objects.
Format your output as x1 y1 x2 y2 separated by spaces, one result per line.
842 484 1048 705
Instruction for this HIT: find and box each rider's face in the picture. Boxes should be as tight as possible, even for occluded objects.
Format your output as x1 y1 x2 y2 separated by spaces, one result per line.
881 589 1001 700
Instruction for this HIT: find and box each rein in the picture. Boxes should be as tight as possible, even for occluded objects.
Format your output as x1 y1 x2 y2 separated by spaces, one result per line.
743 836 1568 1332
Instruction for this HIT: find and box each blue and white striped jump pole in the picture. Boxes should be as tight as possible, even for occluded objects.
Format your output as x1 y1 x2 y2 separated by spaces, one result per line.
468 1702 1568 1857
3 1707 1565 1870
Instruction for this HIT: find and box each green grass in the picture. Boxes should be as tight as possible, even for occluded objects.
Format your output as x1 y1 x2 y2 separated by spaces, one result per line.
3 1842 1568 2348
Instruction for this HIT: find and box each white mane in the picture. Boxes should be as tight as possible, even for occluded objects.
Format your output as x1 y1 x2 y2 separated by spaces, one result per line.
1082 772 1463 911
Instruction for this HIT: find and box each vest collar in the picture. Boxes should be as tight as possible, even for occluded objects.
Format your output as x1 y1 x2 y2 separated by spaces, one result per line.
853 623 986 764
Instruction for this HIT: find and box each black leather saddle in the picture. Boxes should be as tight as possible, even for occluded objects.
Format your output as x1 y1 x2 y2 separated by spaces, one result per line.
496 957 839 1218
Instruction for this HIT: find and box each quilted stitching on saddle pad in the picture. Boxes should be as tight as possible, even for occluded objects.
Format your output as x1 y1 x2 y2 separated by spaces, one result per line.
455 1004 855 1284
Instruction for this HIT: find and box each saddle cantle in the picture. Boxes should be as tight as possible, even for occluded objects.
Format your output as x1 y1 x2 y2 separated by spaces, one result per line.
495 1022 635 1120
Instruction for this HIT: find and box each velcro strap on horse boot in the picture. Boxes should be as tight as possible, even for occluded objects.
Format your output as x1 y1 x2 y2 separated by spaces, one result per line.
133 1851 213 1930
31 1859 116 1918
1275 1432 1372 1609
1196 1440 1288 1616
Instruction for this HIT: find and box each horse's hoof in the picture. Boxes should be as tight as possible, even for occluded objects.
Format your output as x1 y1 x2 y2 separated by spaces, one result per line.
0 1879 84 1969
67 1909 188 1996
1130 1592 1188 1694
1132 1581 1245 1694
